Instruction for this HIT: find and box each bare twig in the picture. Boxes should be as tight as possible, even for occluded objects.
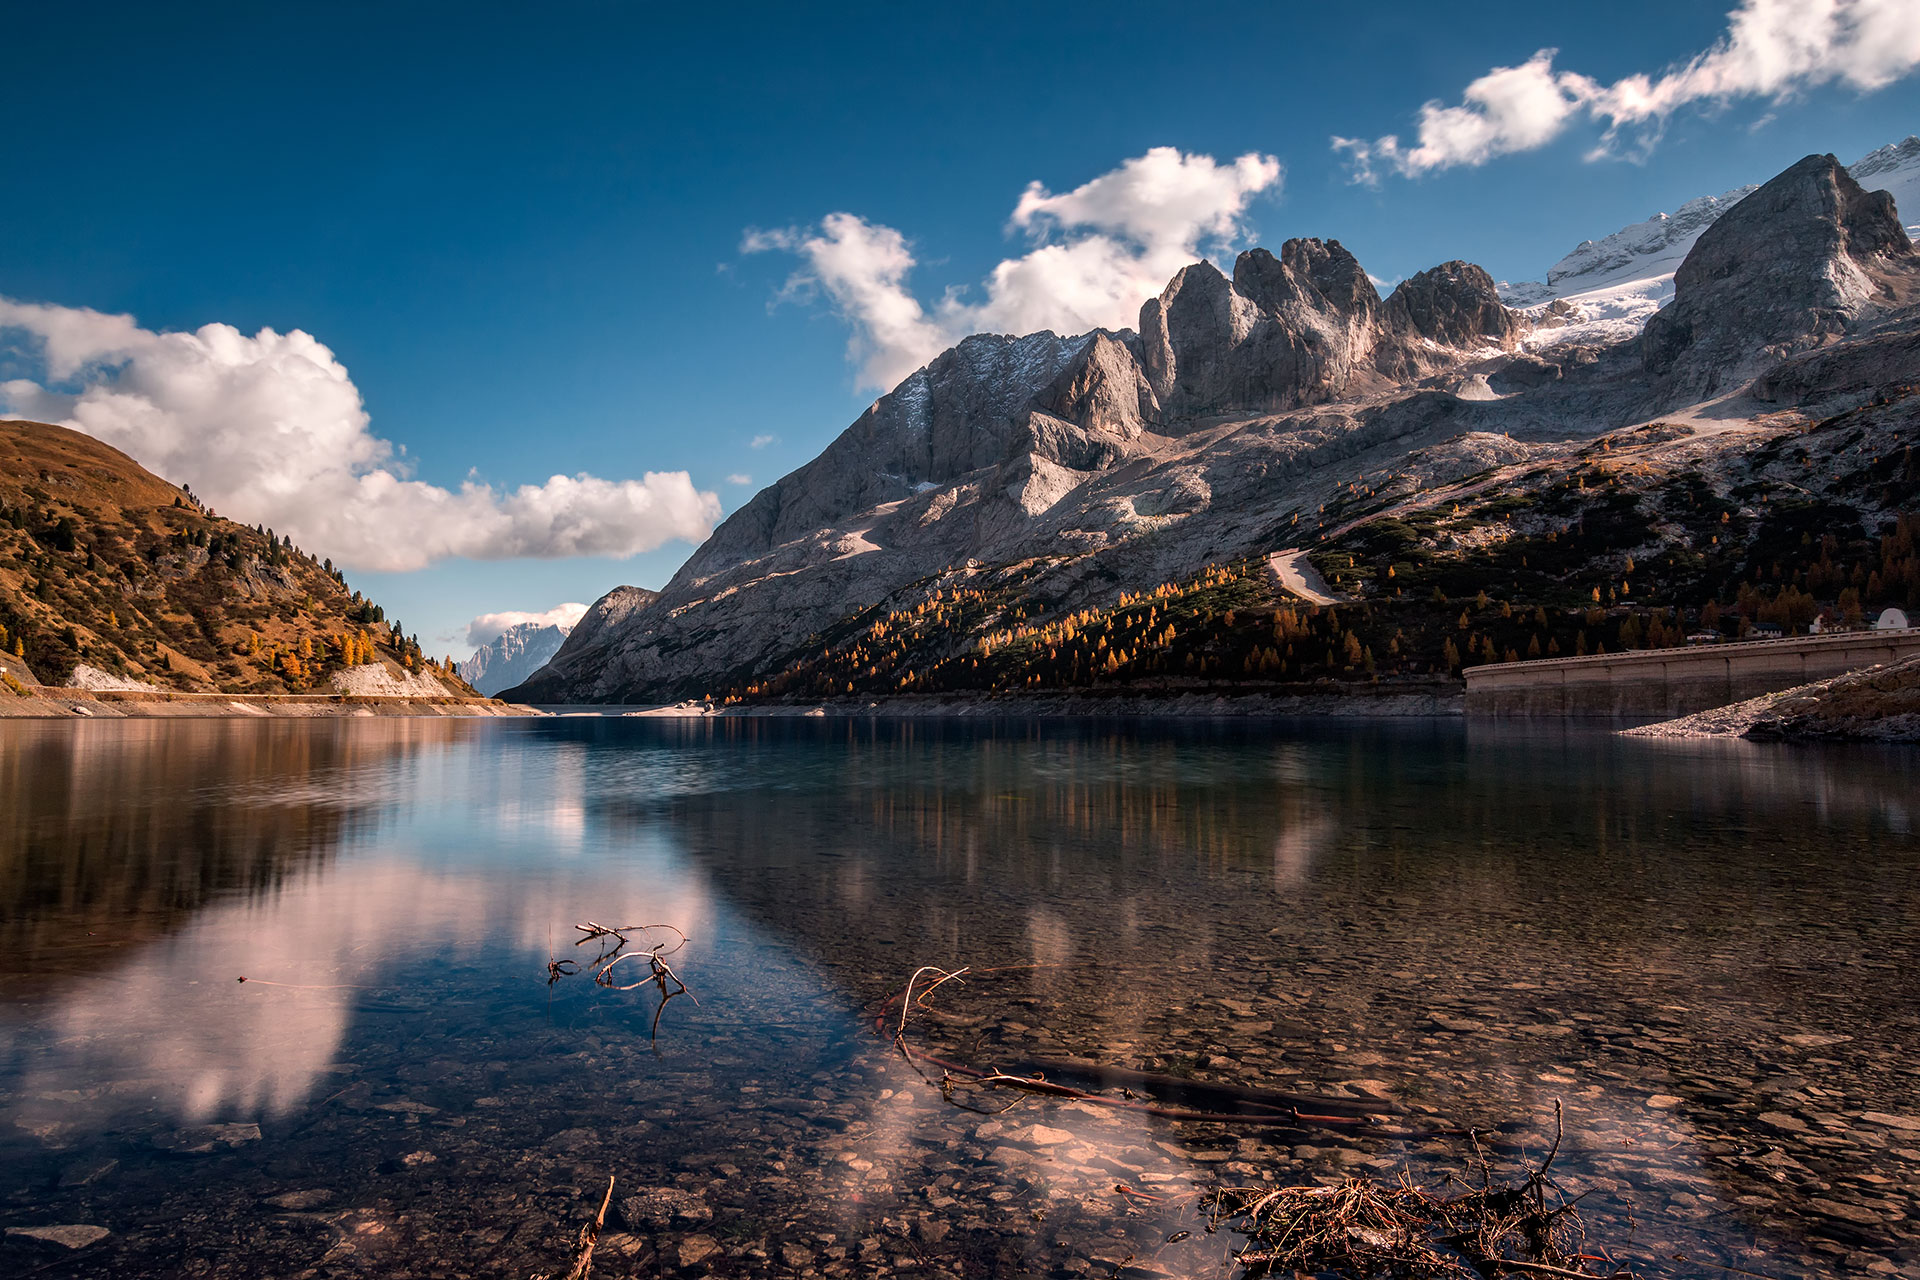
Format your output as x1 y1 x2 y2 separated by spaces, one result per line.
561 1174 615 1280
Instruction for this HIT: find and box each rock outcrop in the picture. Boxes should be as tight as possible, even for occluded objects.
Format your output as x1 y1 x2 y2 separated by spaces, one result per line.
1383 261 1522 357
1644 154 1920 397
1136 241 1520 421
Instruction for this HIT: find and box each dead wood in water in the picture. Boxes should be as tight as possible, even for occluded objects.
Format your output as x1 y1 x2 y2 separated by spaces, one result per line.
877 961 1413 1132
545 923 698 1045
558 1175 615 1280
1204 1103 1629 1279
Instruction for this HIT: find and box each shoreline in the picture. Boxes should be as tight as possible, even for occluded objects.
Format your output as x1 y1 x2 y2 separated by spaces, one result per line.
616 681 1464 719
0 685 542 719
1621 655 1920 742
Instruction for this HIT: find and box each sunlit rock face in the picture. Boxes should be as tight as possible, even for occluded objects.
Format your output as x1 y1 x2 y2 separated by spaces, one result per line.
1644 154 1920 398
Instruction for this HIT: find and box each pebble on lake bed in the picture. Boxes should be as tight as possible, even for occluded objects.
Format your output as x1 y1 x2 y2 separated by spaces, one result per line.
151 1122 261 1154
7 1224 110 1249
619 1186 714 1228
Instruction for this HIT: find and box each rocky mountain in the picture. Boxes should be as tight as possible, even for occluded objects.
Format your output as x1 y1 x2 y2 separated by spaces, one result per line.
0 421 474 697
513 150 1920 707
1502 136 1920 349
460 619 572 697
1644 153 1920 398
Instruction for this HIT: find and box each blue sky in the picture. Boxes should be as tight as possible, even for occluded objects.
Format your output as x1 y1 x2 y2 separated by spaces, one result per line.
4 1 1917 656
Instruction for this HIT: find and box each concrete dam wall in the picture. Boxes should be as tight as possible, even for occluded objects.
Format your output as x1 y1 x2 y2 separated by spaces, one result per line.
1465 630 1920 718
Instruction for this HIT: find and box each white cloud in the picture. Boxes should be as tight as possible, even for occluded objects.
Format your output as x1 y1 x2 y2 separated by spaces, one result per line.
464 602 590 649
1337 0 1920 180
744 146 1282 390
0 299 722 573
749 433 778 449
725 473 753 486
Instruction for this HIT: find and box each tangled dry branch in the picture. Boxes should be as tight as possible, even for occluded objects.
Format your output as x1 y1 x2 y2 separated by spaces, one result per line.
1204 1104 1628 1279
546 923 698 1045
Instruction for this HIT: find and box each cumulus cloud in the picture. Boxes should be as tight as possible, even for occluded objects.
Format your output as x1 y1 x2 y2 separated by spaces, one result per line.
725 473 753 486
749 433 778 449
464 602 589 649
1336 0 1920 181
0 299 722 572
744 146 1282 390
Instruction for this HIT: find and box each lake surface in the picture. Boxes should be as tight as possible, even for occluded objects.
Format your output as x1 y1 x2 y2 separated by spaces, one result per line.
0 716 1916 1279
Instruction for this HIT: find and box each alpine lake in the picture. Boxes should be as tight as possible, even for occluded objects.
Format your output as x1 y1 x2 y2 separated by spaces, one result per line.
0 715 1915 1279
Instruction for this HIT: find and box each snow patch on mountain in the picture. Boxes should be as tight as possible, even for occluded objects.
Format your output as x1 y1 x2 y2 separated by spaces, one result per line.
1501 137 1920 350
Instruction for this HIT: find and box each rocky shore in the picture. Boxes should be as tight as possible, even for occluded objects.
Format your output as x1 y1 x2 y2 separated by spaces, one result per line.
1623 655 1920 741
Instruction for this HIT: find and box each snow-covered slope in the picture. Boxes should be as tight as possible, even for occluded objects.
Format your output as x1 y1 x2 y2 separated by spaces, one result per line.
1501 136 1920 349
1851 136 1920 232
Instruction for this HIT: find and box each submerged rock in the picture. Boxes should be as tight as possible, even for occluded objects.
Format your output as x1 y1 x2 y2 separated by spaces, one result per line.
7 1224 110 1249
152 1122 261 1154
619 1185 713 1229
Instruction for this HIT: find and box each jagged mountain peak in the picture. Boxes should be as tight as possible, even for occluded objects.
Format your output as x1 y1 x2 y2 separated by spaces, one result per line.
1232 239 1381 322
1644 151 1920 396
499 585 660 701
1502 135 1920 348
1032 330 1158 441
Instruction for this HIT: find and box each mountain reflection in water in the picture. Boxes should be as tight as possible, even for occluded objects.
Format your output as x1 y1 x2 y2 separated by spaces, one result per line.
0 716 1913 1280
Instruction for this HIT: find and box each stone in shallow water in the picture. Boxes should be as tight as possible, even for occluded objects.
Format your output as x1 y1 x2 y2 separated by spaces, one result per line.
1427 1017 1484 1033
7 1225 110 1249
1021 1125 1074 1146
619 1186 713 1228
1809 1198 1882 1226
263 1189 334 1210
1781 1033 1853 1049
153 1123 261 1154
678 1235 722 1267
57 1157 117 1187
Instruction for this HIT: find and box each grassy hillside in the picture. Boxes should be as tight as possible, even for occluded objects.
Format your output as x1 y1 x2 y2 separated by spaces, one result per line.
0 420 478 696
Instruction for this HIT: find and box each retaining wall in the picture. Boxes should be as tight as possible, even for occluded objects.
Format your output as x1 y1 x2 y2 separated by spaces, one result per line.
1464 630 1920 718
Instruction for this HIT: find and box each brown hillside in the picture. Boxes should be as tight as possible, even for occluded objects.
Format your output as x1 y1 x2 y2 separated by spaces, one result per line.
0 420 476 695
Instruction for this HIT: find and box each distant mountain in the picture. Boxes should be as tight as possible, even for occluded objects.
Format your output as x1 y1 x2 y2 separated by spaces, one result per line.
516 149 1920 708
1501 136 1920 348
0 420 473 697
500 587 656 701
461 615 582 696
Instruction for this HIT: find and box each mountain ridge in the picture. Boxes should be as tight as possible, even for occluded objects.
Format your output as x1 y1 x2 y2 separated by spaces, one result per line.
509 149 1920 707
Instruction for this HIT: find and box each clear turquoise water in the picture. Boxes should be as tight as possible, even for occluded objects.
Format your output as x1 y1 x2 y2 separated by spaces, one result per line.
0 716 1915 1278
